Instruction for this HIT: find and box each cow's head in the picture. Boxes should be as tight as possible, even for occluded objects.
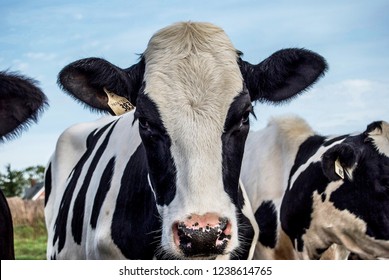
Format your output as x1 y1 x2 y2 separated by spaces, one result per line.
0 71 48 142
321 121 389 258
57 22 327 259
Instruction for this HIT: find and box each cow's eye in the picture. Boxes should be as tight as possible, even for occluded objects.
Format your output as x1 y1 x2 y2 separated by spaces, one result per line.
241 110 250 125
138 118 150 130
240 108 253 128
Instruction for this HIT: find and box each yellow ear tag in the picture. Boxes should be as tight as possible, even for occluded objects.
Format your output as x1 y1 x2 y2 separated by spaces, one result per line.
104 87 135 116
334 158 345 179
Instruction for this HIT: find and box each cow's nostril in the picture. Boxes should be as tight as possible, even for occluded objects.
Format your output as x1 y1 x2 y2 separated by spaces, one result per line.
219 217 228 231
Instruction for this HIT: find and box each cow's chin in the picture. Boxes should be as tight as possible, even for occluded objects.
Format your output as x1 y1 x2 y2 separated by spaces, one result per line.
158 243 232 260
156 229 236 260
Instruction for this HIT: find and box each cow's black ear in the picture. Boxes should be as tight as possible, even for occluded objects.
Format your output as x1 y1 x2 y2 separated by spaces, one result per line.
0 71 48 141
240 48 327 103
321 143 359 181
58 57 144 115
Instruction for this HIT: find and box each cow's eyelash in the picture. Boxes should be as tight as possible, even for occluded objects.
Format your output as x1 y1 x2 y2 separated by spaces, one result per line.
250 108 257 120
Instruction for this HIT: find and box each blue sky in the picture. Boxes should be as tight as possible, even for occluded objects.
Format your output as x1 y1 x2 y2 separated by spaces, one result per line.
1 0 389 171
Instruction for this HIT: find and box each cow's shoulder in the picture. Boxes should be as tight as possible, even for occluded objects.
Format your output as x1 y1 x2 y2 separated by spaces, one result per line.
56 116 120 150
50 116 120 178
267 115 315 147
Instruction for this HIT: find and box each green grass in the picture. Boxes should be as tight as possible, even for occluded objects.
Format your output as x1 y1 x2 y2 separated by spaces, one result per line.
13 222 47 260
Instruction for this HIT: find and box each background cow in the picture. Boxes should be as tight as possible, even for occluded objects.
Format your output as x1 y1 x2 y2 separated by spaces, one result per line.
0 71 48 260
45 22 327 259
241 115 389 259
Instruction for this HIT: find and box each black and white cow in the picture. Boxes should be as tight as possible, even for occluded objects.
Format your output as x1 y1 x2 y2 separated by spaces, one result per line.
0 71 48 260
241 115 389 259
44 22 327 260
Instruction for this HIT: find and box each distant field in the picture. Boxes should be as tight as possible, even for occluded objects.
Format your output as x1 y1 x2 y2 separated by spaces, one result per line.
7 197 47 260
14 222 47 260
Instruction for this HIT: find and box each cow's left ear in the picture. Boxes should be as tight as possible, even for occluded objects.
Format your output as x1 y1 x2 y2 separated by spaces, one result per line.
58 57 145 115
240 48 328 103
321 143 360 181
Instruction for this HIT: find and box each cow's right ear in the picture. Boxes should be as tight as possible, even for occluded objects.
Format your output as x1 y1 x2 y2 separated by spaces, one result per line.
240 48 327 104
321 143 360 181
58 57 145 115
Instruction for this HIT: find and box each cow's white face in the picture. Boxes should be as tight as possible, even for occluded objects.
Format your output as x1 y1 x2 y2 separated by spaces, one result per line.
136 23 252 258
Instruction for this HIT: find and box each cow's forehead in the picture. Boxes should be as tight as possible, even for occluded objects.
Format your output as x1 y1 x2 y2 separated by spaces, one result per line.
142 22 243 139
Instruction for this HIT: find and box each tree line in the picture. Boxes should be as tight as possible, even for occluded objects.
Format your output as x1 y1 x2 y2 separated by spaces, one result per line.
0 164 45 197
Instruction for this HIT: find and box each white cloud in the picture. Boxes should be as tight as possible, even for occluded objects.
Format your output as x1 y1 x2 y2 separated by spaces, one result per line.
252 79 389 136
10 59 29 72
74 13 84 20
25 52 57 61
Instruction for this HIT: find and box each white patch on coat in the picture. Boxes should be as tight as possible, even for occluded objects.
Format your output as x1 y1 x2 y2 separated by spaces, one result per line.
301 181 389 259
367 121 389 157
242 115 315 212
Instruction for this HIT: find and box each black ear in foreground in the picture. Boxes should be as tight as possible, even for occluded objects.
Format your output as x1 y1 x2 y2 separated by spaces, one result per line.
0 71 48 142
58 57 144 115
239 48 328 103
